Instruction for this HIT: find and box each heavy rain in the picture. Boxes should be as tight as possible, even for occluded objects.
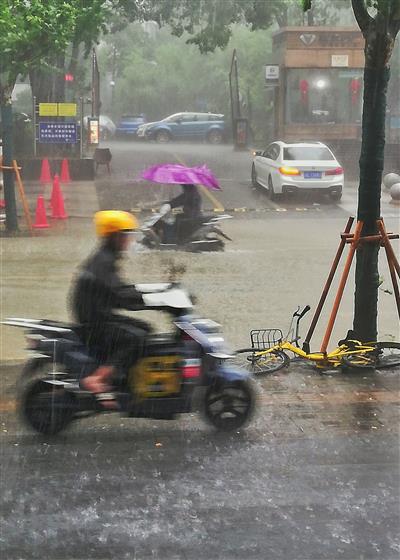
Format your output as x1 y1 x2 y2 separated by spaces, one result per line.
0 1 399 559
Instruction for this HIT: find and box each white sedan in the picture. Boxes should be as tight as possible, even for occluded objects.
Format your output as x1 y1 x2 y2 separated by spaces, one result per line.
251 141 344 201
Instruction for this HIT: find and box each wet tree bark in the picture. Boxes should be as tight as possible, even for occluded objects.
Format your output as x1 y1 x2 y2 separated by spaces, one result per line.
351 0 399 341
353 66 389 341
0 86 18 232
29 55 66 104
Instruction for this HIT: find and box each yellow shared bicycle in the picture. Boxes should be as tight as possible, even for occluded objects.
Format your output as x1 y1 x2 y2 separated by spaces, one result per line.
233 306 400 375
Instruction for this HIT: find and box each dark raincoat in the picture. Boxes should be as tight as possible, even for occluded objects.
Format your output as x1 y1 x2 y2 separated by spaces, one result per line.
169 184 202 241
71 240 150 367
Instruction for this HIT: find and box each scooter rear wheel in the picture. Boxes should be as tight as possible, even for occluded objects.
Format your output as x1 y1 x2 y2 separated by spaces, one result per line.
22 379 76 435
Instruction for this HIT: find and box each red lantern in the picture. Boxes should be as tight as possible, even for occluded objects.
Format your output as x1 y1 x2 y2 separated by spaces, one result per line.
350 78 361 105
299 79 309 105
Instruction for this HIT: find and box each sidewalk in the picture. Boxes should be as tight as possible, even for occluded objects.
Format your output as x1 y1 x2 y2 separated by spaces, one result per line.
1 357 399 440
21 180 99 219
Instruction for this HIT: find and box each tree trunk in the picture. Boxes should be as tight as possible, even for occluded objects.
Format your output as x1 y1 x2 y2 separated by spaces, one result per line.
54 53 66 102
29 55 66 103
353 61 390 341
1 89 18 232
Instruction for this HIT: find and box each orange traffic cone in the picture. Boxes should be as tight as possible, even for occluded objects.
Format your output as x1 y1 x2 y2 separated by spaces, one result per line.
50 173 59 209
60 158 71 183
39 159 52 184
51 174 68 219
33 195 50 228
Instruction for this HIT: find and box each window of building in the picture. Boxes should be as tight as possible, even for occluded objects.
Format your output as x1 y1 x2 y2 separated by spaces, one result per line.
285 68 364 125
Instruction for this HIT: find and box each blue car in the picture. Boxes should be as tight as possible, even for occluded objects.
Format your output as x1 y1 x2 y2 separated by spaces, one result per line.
136 112 225 144
115 115 146 138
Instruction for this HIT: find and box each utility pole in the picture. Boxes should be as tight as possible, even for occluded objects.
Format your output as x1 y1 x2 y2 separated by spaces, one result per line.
1 102 18 232
110 45 117 107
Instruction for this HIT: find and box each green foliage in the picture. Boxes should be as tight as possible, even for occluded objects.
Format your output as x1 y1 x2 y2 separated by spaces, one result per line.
0 0 115 102
0 1 77 83
304 0 400 18
100 23 273 141
148 0 288 53
97 0 356 139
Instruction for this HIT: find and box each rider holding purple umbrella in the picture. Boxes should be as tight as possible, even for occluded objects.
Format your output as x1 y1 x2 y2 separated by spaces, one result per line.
141 163 221 244
169 184 202 220
167 184 202 242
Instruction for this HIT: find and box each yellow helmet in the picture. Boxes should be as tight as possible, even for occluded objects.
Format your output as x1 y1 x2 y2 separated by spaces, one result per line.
94 210 138 237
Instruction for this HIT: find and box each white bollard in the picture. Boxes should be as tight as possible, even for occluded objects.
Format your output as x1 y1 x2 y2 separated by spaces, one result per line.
389 182 400 202
383 173 400 190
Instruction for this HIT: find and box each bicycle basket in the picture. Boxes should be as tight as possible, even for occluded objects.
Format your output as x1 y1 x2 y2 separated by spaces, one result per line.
250 328 283 350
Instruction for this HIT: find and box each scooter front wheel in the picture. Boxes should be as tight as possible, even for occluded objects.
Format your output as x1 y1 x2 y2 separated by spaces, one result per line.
203 378 255 431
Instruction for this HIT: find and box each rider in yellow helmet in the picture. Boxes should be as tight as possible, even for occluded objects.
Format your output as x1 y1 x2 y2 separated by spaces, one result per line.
70 210 150 409
94 210 138 238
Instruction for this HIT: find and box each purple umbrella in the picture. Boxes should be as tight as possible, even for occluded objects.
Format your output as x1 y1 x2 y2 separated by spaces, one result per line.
140 163 221 190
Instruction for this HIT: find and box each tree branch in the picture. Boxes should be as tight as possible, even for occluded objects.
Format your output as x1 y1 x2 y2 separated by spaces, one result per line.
351 0 373 34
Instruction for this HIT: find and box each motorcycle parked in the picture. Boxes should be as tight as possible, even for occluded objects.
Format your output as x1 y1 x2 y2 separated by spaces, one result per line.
138 212 232 252
4 283 255 435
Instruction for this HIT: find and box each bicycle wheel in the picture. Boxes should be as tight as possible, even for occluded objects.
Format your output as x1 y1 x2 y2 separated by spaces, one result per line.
375 342 400 369
231 348 289 375
341 352 376 369
342 342 400 370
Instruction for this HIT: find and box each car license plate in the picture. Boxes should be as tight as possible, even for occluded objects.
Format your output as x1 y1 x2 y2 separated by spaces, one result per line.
304 171 322 179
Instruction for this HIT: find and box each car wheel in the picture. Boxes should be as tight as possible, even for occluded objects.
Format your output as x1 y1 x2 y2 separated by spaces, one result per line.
207 130 223 145
251 164 260 188
155 130 171 143
329 190 342 202
268 176 277 200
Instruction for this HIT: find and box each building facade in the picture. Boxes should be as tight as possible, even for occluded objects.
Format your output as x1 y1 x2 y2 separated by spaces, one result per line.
270 27 399 174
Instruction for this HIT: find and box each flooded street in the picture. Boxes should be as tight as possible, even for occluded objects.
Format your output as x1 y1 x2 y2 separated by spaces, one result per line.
2 3 400 557
2 214 399 360
1 349 399 559
1 142 399 559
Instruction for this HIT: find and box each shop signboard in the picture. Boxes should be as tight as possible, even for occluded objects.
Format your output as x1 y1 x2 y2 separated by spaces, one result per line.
39 103 58 116
58 103 77 117
265 65 279 86
38 123 78 143
331 55 349 67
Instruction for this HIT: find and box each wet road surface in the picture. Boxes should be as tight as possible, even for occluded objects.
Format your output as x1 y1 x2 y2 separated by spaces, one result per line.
1 140 399 559
1 363 399 559
95 141 398 218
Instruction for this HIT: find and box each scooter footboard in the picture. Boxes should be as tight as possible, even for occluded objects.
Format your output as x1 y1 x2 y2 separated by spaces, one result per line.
212 363 251 382
63 350 97 379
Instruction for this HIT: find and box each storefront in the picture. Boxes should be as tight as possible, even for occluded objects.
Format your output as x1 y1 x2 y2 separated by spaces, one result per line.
272 27 364 142
270 27 399 174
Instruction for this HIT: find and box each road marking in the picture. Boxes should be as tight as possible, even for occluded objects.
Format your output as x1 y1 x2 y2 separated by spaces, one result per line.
172 153 225 211
130 205 336 215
